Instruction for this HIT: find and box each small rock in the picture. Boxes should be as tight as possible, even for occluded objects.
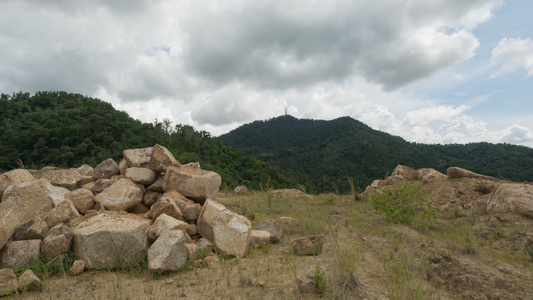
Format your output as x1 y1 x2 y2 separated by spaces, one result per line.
0 268 18 296
257 220 282 243
18 269 42 292
249 230 270 249
69 260 85 276
41 224 73 259
291 234 324 255
93 158 119 180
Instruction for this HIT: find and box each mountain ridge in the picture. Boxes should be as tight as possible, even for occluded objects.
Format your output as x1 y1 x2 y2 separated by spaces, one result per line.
218 115 533 193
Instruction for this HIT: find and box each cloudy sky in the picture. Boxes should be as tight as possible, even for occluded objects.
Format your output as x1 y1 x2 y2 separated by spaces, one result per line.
1 0 533 147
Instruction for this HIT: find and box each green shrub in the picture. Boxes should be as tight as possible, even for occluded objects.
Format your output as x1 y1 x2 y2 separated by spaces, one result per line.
370 182 438 229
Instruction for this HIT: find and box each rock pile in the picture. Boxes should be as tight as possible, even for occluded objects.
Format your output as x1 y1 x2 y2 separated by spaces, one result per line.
0 144 256 280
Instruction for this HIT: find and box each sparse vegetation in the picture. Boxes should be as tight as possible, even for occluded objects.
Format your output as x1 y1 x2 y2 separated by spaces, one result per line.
369 181 438 230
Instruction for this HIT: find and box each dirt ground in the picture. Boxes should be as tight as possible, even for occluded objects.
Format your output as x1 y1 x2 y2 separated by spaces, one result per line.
9 178 533 300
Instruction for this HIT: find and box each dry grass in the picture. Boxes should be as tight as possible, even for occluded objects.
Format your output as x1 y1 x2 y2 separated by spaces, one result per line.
9 186 533 299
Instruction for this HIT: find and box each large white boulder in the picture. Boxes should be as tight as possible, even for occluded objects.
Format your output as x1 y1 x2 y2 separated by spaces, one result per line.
71 211 151 269
0 169 35 197
94 178 142 211
149 144 178 172
487 183 533 217
123 147 152 168
163 165 221 204
147 229 187 272
0 179 66 249
41 168 84 191
197 199 251 258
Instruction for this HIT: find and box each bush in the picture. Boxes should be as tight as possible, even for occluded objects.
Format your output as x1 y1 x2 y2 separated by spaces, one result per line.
370 181 438 229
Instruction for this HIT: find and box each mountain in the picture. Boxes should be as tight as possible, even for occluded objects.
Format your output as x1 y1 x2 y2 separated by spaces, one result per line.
0 91 295 190
217 115 533 193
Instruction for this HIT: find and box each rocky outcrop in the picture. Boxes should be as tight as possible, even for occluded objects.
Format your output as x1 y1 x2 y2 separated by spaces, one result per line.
416 168 447 183
392 165 417 180
162 166 221 204
197 199 251 258
447 167 500 181
487 183 533 217
72 211 151 269
272 189 305 199
94 178 142 211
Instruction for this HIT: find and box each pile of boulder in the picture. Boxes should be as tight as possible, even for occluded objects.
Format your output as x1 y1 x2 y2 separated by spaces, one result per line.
0 144 283 295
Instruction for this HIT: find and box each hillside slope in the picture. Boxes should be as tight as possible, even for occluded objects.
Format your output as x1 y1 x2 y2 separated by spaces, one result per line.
218 115 533 193
0 91 295 190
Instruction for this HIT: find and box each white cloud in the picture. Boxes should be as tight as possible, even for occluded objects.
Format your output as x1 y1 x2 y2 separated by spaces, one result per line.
490 37 533 77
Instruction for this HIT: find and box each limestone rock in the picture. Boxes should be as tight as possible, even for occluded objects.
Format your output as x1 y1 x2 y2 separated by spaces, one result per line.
291 234 324 255
11 217 49 241
69 260 85 276
147 194 184 221
41 224 73 259
45 199 80 228
203 254 220 269
379 175 407 186
65 188 95 215
93 158 119 180
147 176 164 193
148 229 187 272
257 220 282 243
0 240 41 269
41 168 84 191
233 185 248 194
416 168 447 183
94 179 142 211
249 230 271 249
185 243 198 259
125 167 156 185
89 179 114 194
0 169 35 197
447 167 499 181
197 199 251 258
391 165 417 180
0 179 65 249
487 183 533 217
72 211 151 269
18 269 42 292
123 147 152 168
148 213 188 240
0 268 18 296
142 191 162 208
149 144 178 172
167 190 201 221
118 158 129 175
272 189 305 199
132 203 149 215
76 164 94 177
186 224 197 237
163 166 221 204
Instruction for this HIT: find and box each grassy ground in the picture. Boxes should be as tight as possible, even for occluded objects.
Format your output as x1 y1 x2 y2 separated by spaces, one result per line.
8 186 533 299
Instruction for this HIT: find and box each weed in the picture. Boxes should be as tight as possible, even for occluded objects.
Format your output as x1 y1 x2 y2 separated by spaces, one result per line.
475 182 491 194
26 254 75 278
314 266 325 295
370 181 438 230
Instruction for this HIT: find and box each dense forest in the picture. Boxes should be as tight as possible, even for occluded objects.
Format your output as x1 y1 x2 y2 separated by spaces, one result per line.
0 91 296 190
218 115 533 194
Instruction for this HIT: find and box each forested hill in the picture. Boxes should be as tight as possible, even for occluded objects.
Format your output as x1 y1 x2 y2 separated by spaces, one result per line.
0 91 296 190
218 115 533 194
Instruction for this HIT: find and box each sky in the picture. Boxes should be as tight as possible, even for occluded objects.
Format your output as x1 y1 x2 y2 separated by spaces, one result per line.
1 0 532 147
